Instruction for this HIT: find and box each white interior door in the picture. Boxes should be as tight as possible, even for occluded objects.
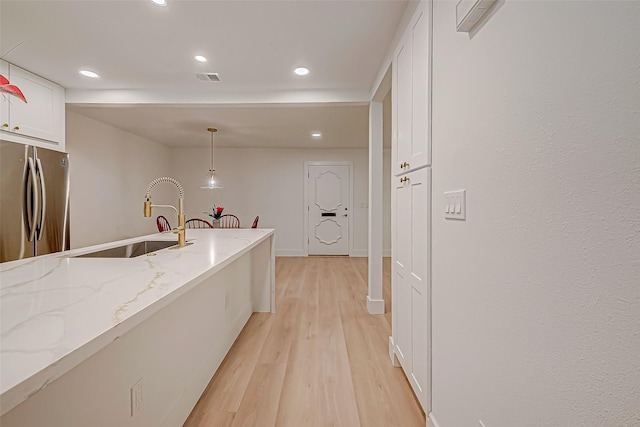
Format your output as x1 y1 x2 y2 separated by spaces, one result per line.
308 164 350 255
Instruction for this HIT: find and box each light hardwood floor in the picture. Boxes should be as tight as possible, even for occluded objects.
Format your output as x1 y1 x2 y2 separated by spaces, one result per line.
183 256 424 427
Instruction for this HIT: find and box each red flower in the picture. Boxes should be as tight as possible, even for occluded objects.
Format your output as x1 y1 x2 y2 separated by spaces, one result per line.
204 205 224 219
0 74 27 103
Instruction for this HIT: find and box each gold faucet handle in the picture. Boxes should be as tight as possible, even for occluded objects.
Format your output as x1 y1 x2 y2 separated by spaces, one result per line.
172 226 185 235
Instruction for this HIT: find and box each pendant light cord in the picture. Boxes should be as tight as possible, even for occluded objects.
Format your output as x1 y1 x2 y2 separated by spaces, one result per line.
208 127 217 172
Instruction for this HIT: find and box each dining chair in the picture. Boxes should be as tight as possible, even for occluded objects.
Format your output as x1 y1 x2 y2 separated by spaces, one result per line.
218 214 240 228
251 216 259 228
185 218 214 229
156 215 171 232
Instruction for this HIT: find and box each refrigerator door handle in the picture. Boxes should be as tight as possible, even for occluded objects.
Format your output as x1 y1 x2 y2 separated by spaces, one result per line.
23 157 39 242
35 157 47 241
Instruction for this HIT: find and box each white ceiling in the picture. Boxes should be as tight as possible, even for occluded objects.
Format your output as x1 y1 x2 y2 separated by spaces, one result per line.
66 103 371 148
1 0 406 148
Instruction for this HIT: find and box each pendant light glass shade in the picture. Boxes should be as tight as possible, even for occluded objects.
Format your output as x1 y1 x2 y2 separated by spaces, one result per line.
201 127 222 189
203 170 222 189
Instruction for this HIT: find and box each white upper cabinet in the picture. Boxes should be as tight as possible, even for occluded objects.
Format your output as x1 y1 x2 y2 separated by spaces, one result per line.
395 41 412 174
411 9 430 168
0 60 66 151
392 5 431 176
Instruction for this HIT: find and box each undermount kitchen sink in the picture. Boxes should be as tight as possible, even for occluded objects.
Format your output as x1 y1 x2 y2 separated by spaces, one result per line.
73 240 179 258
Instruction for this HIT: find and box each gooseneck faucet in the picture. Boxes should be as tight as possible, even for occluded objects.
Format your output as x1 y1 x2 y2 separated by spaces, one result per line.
143 177 187 248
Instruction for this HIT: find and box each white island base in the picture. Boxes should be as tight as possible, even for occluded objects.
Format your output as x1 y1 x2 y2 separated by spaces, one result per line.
0 229 275 427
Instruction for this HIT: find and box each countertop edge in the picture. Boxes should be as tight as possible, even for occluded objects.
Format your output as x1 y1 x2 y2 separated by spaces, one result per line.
0 229 274 416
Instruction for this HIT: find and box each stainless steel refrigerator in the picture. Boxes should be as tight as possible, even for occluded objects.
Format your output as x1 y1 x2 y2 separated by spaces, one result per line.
0 140 70 262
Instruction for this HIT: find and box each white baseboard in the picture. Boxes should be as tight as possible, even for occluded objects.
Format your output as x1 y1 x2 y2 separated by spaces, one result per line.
388 336 395 364
275 249 306 257
388 336 401 367
427 412 441 427
367 296 385 314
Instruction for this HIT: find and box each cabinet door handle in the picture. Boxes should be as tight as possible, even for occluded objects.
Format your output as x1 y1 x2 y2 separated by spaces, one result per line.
401 162 410 169
2 123 8 128
400 176 410 183
13 126 20 131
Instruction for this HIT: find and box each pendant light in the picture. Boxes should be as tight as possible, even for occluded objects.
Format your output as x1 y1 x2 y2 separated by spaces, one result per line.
201 127 223 189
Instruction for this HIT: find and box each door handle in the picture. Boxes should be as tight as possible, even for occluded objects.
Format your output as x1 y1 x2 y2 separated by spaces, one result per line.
23 157 39 242
400 176 410 183
2 123 8 128
35 157 46 241
13 126 20 131
342 214 348 217
401 161 410 169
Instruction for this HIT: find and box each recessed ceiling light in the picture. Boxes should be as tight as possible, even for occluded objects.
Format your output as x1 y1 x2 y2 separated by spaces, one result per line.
311 132 322 138
150 0 167 6
79 70 99 78
194 55 207 63
294 67 310 76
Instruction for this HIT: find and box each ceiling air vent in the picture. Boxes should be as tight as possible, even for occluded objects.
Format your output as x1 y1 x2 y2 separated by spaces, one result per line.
196 73 221 82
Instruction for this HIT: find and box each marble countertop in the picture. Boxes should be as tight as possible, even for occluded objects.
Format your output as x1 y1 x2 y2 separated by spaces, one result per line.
0 228 274 416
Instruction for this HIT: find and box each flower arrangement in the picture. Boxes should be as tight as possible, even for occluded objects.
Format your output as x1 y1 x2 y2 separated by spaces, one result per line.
204 205 224 220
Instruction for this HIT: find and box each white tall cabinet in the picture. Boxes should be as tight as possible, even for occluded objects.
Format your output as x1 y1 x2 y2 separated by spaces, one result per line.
0 60 65 151
390 0 432 413
393 4 431 177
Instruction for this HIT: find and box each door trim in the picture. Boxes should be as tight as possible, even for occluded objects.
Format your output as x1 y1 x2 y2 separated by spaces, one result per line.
303 161 354 256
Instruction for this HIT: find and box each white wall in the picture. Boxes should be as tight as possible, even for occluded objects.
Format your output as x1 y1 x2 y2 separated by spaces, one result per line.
171 147 388 257
65 111 391 257
66 111 173 249
383 148 391 256
430 1 640 426
383 88 392 256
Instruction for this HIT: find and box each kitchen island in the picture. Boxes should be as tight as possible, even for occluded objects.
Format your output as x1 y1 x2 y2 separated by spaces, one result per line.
0 228 275 426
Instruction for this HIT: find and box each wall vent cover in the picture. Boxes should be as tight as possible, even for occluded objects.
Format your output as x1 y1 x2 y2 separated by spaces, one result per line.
196 73 221 82
456 0 496 32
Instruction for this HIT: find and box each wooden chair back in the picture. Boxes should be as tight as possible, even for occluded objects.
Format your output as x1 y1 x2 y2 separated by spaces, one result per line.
251 216 259 228
185 218 214 229
219 214 240 228
157 215 171 232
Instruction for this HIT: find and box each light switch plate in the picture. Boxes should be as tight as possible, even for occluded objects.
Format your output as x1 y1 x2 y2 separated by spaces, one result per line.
444 190 466 220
